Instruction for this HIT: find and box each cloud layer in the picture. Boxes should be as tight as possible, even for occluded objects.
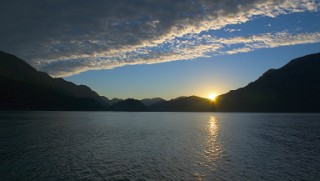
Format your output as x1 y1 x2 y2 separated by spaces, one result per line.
0 0 319 77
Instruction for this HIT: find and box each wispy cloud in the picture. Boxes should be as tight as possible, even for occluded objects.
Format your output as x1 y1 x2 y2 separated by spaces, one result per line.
39 31 320 77
0 0 319 77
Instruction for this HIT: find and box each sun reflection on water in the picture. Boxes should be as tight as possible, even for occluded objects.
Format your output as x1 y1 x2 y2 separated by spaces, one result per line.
197 116 224 177
209 116 219 136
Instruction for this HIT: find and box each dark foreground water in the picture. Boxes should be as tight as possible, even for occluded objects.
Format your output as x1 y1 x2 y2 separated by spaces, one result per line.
0 112 320 180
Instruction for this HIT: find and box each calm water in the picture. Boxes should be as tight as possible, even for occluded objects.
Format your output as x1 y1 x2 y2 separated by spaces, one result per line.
0 112 319 180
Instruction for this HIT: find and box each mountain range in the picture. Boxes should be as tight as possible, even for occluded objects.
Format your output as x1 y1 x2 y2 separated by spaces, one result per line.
0 51 319 112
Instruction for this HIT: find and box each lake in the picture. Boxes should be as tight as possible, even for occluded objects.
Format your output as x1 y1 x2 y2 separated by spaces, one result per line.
0 112 319 180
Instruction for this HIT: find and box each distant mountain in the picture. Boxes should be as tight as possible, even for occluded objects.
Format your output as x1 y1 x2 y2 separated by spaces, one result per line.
149 96 216 112
216 53 320 112
0 51 109 110
140 97 166 106
110 99 147 111
99 97 124 106
108 98 124 105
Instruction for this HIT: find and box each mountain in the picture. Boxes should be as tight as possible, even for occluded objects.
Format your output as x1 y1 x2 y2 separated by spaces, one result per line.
110 99 147 111
216 53 320 112
0 51 109 110
149 96 216 112
140 97 166 106
107 98 124 105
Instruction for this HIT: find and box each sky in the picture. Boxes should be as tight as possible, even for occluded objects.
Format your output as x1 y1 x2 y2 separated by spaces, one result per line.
0 0 320 100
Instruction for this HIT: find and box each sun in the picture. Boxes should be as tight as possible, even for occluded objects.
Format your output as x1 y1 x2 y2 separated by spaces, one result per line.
208 93 217 101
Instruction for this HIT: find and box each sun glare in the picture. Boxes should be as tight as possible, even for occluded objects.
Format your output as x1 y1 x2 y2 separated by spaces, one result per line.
208 93 217 101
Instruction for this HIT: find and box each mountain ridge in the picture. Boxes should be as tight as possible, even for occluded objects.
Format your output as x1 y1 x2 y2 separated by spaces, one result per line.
0 51 109 110
216 52 320 112
149 95 216 112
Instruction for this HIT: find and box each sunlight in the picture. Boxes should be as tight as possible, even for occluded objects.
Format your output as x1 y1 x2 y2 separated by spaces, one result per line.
208 93 217 101
208 116 219 136
203 116 223 163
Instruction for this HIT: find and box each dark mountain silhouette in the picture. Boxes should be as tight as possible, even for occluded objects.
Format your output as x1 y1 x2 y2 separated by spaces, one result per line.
216 52 320 112
110 99 147 111
106 98 124 105
0 51 109 110
149 96 216 112
140 97 166 106
99 97 125 106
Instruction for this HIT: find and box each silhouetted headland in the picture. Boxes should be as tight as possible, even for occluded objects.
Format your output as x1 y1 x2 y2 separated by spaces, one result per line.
0 51 109 110
215 52 320 112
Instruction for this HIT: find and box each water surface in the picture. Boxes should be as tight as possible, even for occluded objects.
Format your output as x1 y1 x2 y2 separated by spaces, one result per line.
0 112 319 180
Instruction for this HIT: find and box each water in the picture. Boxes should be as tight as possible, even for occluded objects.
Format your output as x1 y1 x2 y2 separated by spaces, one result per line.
0 112 319 180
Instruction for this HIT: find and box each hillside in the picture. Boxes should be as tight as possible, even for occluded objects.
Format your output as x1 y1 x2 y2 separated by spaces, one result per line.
0 51 109 110
216 53 320 112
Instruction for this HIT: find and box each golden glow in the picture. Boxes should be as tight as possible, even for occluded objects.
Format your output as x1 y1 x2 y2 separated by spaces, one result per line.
208 93 217 101
203 116 223 164
208 116 219 136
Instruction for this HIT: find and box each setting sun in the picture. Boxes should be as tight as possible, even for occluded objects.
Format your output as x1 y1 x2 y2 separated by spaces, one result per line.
208 93 217 101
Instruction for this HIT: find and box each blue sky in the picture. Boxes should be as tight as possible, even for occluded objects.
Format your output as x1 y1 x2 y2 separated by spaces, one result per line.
66 42 320 99
0 0 319 99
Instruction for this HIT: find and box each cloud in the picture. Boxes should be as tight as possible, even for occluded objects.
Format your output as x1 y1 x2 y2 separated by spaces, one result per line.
224 28 242 33
38 31 320 77
0 0 319 77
